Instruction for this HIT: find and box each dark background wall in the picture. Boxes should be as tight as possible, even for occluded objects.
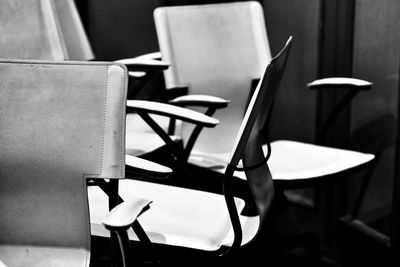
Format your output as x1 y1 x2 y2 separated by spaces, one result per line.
83 0 161 60
351 0 400 221
263 0 319 143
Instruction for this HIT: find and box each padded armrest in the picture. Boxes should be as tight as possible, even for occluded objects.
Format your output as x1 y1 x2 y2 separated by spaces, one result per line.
125 154 172 179
102 198 152 230
170 94 230 109
115 57 169 71
308 77 372 90
127 100 219 127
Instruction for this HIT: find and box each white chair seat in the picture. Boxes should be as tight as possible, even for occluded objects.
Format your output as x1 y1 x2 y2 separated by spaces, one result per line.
89 180 258 251
268 140 374 180
125 113 181 156
188 140 375 182
0 245 88 267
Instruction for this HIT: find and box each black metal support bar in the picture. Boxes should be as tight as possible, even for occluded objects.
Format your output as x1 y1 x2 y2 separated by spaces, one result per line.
391 53 400 257
183 107 217 160
317 89 360 145
97 179 160 264
137 111 191 177
115 230 131 267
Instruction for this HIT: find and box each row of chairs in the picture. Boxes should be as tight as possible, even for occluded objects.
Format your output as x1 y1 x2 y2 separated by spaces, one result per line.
0 1 379 266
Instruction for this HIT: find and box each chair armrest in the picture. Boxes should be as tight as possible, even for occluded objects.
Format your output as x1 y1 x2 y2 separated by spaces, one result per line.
125 154 172 179
115 57 169 71
170 94 230 109
102 198 152 230
132 51 162 61
127 100 219 127
308 77 372 90
128 71 146 79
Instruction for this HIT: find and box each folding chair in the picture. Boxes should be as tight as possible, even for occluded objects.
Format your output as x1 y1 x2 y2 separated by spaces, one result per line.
89 36 291 265
0 59 162 267
152 1 374 186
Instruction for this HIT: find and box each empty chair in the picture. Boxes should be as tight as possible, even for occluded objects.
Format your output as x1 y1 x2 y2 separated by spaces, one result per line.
0 59 158 266
89 36 291 265
0 0 178 170
152 1 374 185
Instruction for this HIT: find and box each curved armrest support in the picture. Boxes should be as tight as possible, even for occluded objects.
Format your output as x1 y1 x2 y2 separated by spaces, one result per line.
170 94 230 109
127 100 219 127
103 199 152 267
309 77 373 144
115 57 169 71
125 154 172 179
308 77 372 90
103 198 152 230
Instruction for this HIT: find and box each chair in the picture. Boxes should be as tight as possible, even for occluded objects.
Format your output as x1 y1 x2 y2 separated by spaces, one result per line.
0 0 170 102
151 1 374 186
0 59 163 266
0 0 181 170
89 36 291 265
51 0 214 170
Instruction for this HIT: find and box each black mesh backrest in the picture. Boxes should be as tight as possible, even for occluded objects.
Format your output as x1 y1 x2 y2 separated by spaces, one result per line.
224 36 292 250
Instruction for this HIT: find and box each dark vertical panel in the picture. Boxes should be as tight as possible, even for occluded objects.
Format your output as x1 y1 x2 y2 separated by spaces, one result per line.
317 0 355 148
86 0 160 60
315 1 356 251
351 0 400 243
263 0 319 143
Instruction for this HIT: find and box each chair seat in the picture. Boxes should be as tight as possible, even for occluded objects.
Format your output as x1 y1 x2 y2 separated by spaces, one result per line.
188 140 375 182
0 245 89 267
89 180 258 251
125 113 181 156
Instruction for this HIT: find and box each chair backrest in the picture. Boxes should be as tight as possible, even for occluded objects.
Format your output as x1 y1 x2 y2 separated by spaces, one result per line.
224 37 292 250
0 0 93 61
0 60 127 264
52 0 94 60
154 1 271 154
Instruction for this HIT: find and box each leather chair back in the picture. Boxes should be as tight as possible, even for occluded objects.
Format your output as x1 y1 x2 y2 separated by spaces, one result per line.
0 60 127 266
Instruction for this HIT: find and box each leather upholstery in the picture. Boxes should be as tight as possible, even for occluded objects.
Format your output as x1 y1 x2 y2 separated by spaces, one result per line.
0 0 93 61
0 0 66 60
0 60 127 266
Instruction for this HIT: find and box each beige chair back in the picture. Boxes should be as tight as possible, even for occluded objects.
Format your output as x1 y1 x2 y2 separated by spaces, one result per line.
154 1 271 154
0 60 127 266
0 0 93 60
